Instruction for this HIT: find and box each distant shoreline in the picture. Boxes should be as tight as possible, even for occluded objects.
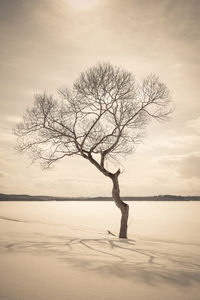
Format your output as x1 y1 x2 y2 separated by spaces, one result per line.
0 193 200 201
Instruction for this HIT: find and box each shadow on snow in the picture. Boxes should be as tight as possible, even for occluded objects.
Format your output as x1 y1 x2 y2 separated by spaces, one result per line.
1 233 200 287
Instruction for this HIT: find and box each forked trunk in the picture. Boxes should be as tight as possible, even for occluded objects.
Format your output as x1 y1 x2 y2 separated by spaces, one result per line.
111 170 129 239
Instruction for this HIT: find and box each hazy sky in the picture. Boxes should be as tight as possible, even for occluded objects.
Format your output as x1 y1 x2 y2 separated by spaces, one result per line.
0 0 200 197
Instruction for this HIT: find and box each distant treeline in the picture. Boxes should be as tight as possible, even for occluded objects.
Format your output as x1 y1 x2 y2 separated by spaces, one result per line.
0 193 200 201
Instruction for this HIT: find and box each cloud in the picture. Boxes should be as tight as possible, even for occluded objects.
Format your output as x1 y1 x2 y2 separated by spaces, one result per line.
0 171 15 180
186 116 200 134
159 152 200 179
137 131 200 156
0 172 6 178
127 152 200 196
33 175 111 197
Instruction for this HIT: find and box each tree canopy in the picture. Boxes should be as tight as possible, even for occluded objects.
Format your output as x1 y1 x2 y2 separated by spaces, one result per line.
15 62 172 177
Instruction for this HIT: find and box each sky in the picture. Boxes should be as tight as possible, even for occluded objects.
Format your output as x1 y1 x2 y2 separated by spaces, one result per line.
0 0 200 197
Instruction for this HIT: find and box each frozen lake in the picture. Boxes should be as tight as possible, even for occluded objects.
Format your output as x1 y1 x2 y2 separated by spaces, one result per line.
0 201 200 300
0 201 200 244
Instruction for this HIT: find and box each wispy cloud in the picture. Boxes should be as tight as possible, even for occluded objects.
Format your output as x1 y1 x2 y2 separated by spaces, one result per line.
186 116 200 134
158 151 200 179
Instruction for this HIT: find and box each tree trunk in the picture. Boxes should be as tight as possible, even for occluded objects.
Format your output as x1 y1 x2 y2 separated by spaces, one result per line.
111 170 129 239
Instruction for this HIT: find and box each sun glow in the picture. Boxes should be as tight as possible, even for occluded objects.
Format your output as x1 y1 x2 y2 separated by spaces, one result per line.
67 0 99 10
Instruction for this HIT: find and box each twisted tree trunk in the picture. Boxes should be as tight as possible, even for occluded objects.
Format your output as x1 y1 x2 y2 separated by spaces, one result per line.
111 170 129 239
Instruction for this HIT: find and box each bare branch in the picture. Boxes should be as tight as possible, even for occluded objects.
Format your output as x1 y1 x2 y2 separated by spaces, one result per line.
14 62 172 174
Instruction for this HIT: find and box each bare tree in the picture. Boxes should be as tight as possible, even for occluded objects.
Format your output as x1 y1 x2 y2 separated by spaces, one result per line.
14 62 172 238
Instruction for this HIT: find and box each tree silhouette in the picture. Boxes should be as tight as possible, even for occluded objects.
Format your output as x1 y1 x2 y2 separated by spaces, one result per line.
15 62 172 238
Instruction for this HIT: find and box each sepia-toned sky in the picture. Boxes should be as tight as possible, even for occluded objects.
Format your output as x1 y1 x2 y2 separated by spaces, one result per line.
0 0 200 197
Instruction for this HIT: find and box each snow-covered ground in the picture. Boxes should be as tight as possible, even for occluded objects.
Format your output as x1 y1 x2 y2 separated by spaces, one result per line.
0 201 200 300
